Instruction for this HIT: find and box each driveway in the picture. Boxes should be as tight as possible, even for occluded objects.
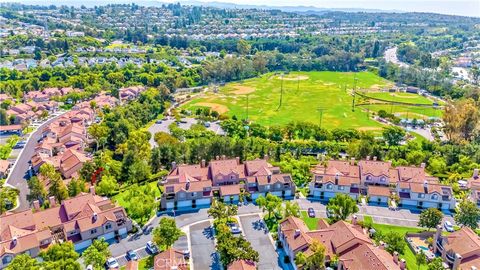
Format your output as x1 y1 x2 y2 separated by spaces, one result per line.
190 221 221 270
239 214 281 270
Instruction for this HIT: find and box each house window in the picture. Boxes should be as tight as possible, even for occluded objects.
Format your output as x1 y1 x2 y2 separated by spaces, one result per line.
431 194 438 200
265 185 270 190
90 229 97 235
105 224 112 230
191 192 197 197
179 193 185 199
366 176 372 181
166 187 174 193
326 184 333 190
418 194 425 199
338 186 345 190
2 256 12 264
380 177 386 182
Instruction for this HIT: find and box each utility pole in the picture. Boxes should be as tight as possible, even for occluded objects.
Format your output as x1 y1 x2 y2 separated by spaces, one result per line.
317 107 324 128
277 74 284 111
245 94 250 122
351 76 358 112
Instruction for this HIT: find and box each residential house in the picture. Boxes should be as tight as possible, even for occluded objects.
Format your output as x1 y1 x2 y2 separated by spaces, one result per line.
153 248 189 270
161 157 295 210
278 216 403 270
227 260 256 270
0 190 132 269
0 160 11 179
433 225 480 269
309 158 456 210
119 86 146 102
468 169 480 206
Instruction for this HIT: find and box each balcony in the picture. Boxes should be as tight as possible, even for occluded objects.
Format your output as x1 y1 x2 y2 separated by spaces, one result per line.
445 252 456 263
399 192 411 199
436 239 443 251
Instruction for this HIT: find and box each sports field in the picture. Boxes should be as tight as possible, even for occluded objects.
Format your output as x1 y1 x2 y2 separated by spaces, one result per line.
182 71 441 129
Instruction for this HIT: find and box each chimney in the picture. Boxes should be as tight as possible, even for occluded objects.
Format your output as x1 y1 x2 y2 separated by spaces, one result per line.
399 259 406 270
294 229 301 238
373 156 377 161
171 161 177 170
92 212 98 222
33 200 41 211
264 154 269 160
201 159 206 168
221 155 226 160
393 251 399 264
235 157 240 164
423 180 428 193
11 236 17 247
89 186 95 195
48 196 56 207
473 169 479 179
350 157 355 166
366 156 370 161
379 241 385 250
453 253 462 270
352 215 357 225
420 162 426 168
335 173 339 185
215 155 220 160
267 175 272 183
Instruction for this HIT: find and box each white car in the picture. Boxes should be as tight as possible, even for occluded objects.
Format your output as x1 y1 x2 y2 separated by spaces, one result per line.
444 221 454 232
146 241 159 254
105 257 119 269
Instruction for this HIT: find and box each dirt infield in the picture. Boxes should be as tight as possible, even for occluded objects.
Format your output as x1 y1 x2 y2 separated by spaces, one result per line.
195 102 229 114
357 126 384 131
232 85 256 95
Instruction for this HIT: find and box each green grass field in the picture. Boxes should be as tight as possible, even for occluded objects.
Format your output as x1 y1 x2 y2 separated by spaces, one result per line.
183 71 440 130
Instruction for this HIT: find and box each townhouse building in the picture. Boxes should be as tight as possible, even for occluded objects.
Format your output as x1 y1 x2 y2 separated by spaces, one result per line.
278 216 403 270
309 157 456 210
0 190 132 269
160 156 295 210
433 225 480 269
467 169 480 206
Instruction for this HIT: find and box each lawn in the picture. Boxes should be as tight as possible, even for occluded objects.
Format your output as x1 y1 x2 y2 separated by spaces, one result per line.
182 71 441 130
300 211 321 230
371 221 426 270
113 181 161 226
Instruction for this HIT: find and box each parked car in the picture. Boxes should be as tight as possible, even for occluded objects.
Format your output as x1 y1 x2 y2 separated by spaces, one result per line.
155 120 162 124
105 257 119 269
146 241 159 254
227 223 242 234
204 122 211 128
183 250 190 259
307 208 316 218
126 249 138 261
444 221 454 232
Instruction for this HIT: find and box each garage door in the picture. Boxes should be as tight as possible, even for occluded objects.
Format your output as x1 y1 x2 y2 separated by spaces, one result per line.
313 190 322 197
401 199 417 206
118 228 128 235
423 202 438 208
101 231 115 240
324 192 336 199
284 190 292 197
196 198 211 206
166 202 174 209
75 239 92 251
270 191 282 197
178 200 192 208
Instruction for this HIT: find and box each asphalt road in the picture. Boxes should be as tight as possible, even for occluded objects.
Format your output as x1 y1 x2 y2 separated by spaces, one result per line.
239 214 281 270
6 111 66 211
190 220 221 270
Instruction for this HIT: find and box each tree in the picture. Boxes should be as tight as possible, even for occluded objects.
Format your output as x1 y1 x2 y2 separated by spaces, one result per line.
39 163 68 202
215 223 259 267
295 240 326 270
383 231 406 255
67 178 86 197
382 126 405 146
96 175 119 196
283 201 301 218
40 242 80 270
6 254 40 270
153 217 184 249
236 39 251 55
208 200 238 220
418 208 443 231
26 176 47 204
82 239 111 270
427 257 444 270
256 193 282 219
415 250 427 270
443 99 479 142
326 194 359 223
454 199 480 229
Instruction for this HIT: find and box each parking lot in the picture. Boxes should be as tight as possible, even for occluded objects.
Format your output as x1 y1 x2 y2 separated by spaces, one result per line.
239 214 282 270
148 117 225 147
189 221 221 270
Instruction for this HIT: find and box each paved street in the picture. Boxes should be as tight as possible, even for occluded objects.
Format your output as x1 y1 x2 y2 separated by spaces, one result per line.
239 214 281 270
190 220 220 270
6 111 66 211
